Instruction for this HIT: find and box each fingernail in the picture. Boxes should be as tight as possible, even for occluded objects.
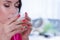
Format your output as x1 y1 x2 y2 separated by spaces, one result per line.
25 12 28 17
22 19 27 23
17 14 20 18
11 33 22 40
22 19 28 23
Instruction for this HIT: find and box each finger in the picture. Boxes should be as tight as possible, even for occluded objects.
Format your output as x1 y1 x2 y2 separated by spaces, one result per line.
9 24 28 33
8 20 30 33
22 26 32 37
22 29 32 40
9 25 22 32
12 20 23 25
4 25 22 33
7 26 28 39
13 20 31 26
26 22 32 27
25 12 28 17
25 12 31 21
6 14 20 25
18 21 32 28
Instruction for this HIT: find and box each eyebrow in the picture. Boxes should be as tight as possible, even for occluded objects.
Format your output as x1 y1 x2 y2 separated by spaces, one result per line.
15 1 19 4
4 0 12 3
4 0 19 3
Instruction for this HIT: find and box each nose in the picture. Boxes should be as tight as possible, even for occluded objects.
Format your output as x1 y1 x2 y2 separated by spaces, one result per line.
9 7 18 15
7 8 18 19
11 9 17 15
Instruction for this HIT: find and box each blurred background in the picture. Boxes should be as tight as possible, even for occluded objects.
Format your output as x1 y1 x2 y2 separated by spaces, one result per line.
20 0 60 40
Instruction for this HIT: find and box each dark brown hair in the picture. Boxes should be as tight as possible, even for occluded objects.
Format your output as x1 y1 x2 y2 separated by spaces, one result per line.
19 0 22 12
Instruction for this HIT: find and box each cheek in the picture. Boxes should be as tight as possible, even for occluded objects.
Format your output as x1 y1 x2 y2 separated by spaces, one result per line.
0 6 9 20
0 6 8 14
7 9 19 18
0 5 19 19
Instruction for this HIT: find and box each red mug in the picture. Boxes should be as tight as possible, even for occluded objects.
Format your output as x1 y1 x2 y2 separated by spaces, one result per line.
11 33 22 40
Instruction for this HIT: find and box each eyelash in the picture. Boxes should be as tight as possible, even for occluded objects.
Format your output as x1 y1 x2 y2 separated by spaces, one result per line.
4 4 19 8
4 4 10 7
15 4 20 8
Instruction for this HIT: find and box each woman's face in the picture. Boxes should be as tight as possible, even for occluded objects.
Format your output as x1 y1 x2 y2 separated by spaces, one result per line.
0 0 20 23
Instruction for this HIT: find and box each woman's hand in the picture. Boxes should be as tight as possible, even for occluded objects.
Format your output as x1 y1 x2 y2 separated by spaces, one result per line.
0 14 22 40
0 12 32 40
21 12 32 40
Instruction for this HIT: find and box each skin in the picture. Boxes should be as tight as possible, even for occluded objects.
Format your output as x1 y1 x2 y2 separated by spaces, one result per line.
0 0 32 40
0 0 19 23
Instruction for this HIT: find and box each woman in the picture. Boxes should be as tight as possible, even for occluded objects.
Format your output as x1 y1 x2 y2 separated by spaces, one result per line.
0 0 32 40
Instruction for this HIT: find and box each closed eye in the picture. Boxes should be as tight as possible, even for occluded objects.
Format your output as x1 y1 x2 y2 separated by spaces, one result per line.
4 3 10 8
14 2 20 8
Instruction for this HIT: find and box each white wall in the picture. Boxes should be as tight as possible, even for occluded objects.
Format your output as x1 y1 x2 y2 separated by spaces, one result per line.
21 0 60 20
